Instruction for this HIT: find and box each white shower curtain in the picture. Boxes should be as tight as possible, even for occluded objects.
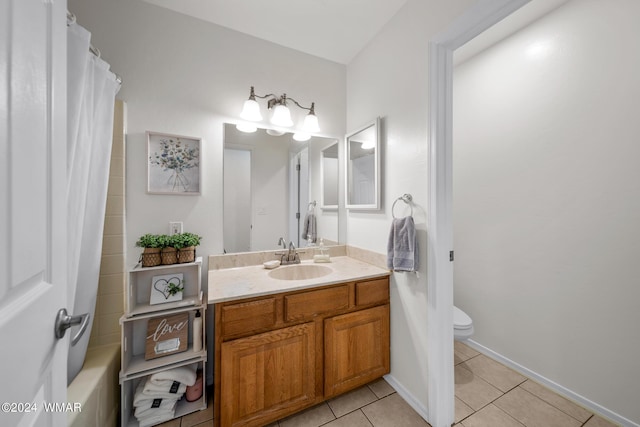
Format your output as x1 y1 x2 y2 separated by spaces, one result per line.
66 21 121 384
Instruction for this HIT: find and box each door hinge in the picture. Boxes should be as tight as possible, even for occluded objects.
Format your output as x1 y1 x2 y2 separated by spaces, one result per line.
449 251 454 262
296 212 300 219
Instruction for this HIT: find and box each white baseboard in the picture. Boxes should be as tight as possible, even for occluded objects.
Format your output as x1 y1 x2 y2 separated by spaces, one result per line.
465 339 639 427
383 374 430 422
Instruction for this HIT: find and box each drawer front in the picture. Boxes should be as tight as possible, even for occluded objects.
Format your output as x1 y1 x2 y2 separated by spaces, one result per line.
355 278 389 306
221 297 276 337
285 285 349 322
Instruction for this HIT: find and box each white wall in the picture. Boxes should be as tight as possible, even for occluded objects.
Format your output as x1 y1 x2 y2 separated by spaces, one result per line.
453 0 640 423
68 0 346 270
346 0 474 415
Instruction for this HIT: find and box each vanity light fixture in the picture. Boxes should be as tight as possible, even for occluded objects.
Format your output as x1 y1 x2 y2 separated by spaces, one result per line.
239 86 320 133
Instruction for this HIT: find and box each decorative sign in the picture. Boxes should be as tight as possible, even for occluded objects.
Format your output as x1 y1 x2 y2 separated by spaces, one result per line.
145 312 189 360
150 273 184 305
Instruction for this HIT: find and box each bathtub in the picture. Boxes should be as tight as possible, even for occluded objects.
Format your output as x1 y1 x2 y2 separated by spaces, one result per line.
67 343 120 427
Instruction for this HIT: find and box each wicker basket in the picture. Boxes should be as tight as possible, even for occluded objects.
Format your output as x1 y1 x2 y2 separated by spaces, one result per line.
161 247 178 265
178 246 196 263
140 248 161 267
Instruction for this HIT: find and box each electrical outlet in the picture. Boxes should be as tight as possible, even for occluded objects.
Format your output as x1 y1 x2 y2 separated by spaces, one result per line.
169 221 183 235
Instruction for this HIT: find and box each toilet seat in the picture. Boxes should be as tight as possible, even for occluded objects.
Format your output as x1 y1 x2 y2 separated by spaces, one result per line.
453 306 473 330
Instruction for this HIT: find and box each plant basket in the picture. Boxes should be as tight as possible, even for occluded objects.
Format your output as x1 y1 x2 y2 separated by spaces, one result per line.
140 247 162 267
178 246 196 263
161 247 178 265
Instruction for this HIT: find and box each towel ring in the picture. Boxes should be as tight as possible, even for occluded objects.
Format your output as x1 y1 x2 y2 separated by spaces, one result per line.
392 194 413 219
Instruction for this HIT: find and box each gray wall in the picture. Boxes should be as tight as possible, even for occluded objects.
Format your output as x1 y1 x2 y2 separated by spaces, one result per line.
453 0 640 423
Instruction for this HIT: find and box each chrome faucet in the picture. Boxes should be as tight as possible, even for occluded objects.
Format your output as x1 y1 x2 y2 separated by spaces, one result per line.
285 241 300 264
277 237 287 250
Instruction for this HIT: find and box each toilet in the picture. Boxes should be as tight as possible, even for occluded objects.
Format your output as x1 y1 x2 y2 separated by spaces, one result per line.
453 306 474 341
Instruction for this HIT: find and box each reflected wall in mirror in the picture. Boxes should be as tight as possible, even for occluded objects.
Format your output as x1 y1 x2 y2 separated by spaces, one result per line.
321 142 339 209
223 123 339 254
346 117 380 210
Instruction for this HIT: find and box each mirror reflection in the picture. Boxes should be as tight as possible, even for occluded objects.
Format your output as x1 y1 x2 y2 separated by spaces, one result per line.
321 142 339 209
223 123 339 253
346 118 380 209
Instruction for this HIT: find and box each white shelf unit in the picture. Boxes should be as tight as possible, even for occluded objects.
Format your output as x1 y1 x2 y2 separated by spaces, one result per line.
120 257 207 426
125 257 203 317
120 361 207 427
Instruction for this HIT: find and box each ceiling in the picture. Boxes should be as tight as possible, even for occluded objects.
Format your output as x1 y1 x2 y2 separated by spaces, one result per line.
141 0 409 64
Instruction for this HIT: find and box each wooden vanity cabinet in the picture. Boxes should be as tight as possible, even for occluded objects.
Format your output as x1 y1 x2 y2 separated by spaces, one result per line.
213 276 390 427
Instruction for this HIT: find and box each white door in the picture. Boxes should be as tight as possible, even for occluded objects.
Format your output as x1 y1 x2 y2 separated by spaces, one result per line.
0 1 68 426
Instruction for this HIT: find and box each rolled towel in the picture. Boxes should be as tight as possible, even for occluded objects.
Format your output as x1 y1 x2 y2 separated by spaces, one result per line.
142 377 186 397
387 216 419 272
133 379 185 406
149 364 197 387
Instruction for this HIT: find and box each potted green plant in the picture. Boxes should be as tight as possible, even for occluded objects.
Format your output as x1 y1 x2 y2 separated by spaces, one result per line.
173 232 202 263
136 234 163 267
159 234 178 265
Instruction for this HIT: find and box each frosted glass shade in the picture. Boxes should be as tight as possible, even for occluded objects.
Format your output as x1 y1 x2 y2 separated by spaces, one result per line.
270 104 293 127
236 123 257 133
240 99 262 122
293 132 311 142
302 113 320 133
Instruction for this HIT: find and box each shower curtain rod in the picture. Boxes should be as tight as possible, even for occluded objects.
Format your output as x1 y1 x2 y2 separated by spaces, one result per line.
67 11 123 85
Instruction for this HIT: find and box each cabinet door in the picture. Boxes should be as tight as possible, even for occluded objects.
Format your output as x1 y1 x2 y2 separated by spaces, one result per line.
324 304 390 398
220 322 317 427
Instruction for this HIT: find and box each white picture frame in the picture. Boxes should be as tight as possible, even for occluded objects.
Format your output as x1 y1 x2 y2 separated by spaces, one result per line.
147 131 201 195
150 273 184 305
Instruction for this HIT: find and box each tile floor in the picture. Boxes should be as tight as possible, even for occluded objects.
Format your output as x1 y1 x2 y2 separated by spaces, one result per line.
157 342 620 427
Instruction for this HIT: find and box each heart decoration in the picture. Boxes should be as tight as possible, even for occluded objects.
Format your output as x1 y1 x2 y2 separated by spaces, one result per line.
153 276 183 300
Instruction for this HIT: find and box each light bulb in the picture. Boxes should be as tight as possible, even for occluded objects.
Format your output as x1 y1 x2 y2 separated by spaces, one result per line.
236 123 257 133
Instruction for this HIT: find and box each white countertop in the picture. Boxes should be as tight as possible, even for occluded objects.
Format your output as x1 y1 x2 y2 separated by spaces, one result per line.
208 256 390 303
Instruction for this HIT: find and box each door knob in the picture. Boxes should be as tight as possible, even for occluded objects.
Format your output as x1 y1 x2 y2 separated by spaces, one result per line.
54 308 90 346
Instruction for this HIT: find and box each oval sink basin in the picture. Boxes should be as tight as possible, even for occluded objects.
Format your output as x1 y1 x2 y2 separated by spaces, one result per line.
268 264 332 281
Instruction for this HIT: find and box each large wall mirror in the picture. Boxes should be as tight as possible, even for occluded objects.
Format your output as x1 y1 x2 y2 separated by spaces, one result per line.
346 117 380 210
223 123 340 253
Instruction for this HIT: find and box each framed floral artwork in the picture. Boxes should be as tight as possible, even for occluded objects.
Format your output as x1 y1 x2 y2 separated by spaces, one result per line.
147 131 201 195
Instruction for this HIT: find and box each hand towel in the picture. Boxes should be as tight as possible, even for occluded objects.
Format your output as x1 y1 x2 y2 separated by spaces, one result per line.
302 212 317 243
149 364 197 387
387 216 419 272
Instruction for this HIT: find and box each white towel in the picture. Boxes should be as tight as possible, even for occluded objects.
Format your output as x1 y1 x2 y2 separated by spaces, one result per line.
301 212 317 243
142 378 186 397
149 364 197 387
134 398 177 418
133 379 185 406
387 216 419 272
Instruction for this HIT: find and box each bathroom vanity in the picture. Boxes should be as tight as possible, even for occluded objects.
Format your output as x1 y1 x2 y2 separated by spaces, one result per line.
209 257 390 427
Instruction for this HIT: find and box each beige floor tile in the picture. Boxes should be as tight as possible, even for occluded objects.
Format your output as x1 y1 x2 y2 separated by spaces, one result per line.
455 397 475 423
460 354 526 393
494 387 581 427
583 415 620 427
455 341 480 364
461 404 525 427
361 393 431 427
455 364 504 410
324 409 374 427
367 378 396 399
328 385 378 418
153 419 180 427
278 402 335 427
520 380 592 423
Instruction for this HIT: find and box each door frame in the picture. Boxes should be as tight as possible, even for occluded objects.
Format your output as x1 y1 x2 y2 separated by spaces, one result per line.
426 1 529 426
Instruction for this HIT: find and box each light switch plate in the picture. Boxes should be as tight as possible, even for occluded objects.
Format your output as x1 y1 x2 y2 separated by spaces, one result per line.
169 221 183 235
